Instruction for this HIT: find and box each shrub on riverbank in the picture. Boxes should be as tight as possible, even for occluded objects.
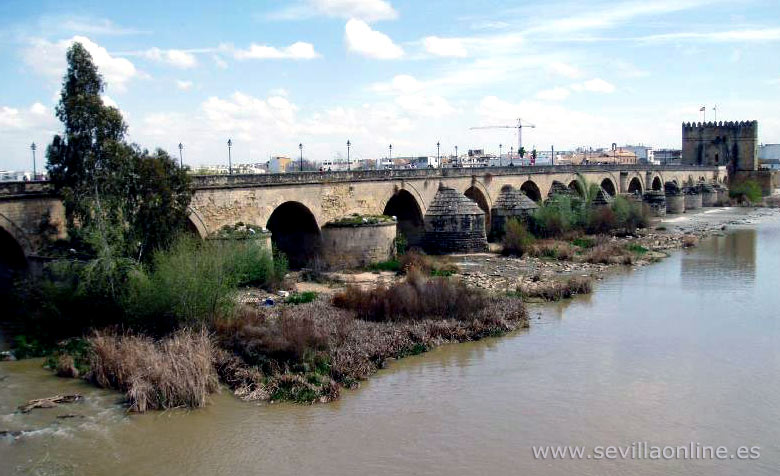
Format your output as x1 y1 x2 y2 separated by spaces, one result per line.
518 276 593 301
332 270 490 322
502 219 535 256
729 180 762 204
88 330 218 412
214 276 528 403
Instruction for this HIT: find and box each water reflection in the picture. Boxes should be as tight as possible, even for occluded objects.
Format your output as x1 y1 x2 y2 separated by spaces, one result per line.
681 229 757 287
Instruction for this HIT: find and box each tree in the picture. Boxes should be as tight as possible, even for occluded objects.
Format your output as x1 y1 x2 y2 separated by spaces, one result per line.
46 42 191 260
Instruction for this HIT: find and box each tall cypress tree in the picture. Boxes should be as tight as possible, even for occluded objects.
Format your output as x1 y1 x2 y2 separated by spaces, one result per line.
46 42 191 260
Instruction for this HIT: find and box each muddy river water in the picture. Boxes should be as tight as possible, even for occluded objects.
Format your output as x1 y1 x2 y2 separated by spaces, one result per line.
2 212 779 475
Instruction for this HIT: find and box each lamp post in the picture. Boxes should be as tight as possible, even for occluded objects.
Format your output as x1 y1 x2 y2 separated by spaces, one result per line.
30 142 37 180
510 146 514 166
227 138 233 174
436 141 440 168
346 140 351 171
455 145 459 167
499 143 503 166
389 144 392 162
178 142 184 168
299 143 303 172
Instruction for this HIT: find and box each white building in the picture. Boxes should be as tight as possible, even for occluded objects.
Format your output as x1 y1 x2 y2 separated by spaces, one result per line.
622 145 657 165
0 170 32 182
320 158 350 171
759 144 780 161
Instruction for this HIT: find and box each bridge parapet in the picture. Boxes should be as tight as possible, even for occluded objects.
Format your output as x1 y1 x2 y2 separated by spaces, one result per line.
191 165 724 189
0 181 54 198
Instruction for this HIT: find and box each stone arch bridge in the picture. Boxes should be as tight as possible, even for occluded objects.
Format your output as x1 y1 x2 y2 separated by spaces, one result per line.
0 165 726 271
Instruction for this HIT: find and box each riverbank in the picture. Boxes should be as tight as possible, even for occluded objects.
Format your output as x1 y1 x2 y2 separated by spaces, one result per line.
276 207 775 299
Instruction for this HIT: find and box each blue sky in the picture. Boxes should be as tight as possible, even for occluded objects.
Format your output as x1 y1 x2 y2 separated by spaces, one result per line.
1 0 780 170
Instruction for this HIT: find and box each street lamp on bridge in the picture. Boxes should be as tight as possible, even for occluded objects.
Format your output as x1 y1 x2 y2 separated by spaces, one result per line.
30 142 37 180
227 139 233 174
178 142 184 168
299 143 303 172
346 140 351 171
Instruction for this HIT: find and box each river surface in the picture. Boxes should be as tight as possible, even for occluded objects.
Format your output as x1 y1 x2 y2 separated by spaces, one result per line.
2 211 779 475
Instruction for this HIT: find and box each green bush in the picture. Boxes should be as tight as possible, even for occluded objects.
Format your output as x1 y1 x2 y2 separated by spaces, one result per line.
729 180 762 204
125 237 287 331
502 219 536 256
530 195 580 238
368 260 402 272
286 291 318 305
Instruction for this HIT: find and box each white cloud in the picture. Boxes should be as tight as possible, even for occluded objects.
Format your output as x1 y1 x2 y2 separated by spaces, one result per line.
29 102 48 115
143 47 197 68
394 94 456 117
423 36 468 57
176 80 194 91
571 78 616 93
345 19 403 59
311 0 397 21
371 74 424 93
201 92 299 139
547 61 581 79
535 87 571 101
55 17 148 36
0 102 57 134
269 0 398 22
213 55 228 69
637 28 780 43
526 0 715 35
25 36 138 92
101 95 118 108
232 41 320 60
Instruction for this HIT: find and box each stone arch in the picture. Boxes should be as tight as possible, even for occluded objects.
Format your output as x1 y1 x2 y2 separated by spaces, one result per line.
186 207 209 238
465 185 491 233
651 176 663 191
627 177 643 195
699 176 706 183
0 221 28 292
567 180 585 197
520 180 542 202
600 177 617 196
266 201 321 269
383 189 425 248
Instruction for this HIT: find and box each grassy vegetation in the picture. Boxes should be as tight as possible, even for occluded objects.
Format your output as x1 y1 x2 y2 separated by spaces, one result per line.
517 276 593 301
88 330 218 412
214 275 528 403
285 291 318 305
729 180 763 204
332 269 493 322
368 259 402 272
329 214 395 226
501 219 535 256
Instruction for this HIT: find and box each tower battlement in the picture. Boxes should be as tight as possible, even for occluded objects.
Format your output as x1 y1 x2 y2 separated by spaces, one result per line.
681 120 758 171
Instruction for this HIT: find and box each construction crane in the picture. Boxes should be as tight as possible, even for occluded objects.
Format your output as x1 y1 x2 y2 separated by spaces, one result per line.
470 118 536 162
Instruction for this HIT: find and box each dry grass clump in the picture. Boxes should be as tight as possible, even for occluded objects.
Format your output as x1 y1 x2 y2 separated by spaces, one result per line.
526 240 575 260
214 281 527 402
518 276 593 301
682 235 698 248
399 249 459 276
87 330 218 412
583 242 635 265
332 269 488 322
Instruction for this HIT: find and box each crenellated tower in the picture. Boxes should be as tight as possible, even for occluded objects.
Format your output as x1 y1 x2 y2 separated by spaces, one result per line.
681 120 758 172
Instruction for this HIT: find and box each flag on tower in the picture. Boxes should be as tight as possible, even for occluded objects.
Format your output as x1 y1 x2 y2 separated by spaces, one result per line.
699 106 706 111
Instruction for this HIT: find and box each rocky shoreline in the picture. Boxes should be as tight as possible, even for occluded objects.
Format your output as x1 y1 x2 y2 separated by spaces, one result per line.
259 207 777 302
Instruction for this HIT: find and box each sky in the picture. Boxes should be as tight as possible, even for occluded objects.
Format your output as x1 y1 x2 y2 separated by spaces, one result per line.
1 0 780 170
